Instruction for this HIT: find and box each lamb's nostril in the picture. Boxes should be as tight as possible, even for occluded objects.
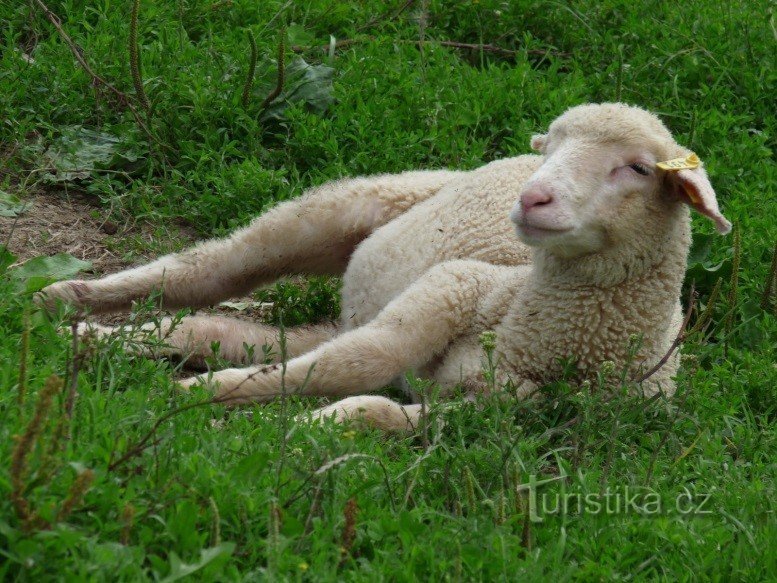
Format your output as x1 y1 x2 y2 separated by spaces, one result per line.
520 190 554 214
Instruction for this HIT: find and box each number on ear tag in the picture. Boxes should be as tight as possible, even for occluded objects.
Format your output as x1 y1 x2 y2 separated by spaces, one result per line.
656 153 700 171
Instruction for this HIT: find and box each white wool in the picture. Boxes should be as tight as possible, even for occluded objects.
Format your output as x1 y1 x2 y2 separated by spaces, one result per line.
41 103 730 431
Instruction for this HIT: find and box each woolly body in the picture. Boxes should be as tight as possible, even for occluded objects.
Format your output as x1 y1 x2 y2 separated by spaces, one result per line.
40 103 730 429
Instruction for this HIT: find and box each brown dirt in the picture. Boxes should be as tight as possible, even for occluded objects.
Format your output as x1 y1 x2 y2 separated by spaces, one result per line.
1 189 274 323
1 189 195 274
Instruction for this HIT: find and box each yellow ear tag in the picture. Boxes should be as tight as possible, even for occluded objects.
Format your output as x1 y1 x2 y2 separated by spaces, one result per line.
656 153 700 171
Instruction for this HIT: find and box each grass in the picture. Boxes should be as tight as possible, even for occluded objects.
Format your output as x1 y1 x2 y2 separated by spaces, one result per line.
1 0 776 579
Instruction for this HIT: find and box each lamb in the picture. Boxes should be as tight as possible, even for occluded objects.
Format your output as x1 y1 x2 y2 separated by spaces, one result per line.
38 103 731 431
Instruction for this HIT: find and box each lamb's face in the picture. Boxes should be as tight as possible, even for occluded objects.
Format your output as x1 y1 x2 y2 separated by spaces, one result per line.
510 131 670 258
509 103 731 258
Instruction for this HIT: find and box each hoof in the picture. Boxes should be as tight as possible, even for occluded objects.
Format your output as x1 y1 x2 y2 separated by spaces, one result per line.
176 376 206 391
36 280 91 311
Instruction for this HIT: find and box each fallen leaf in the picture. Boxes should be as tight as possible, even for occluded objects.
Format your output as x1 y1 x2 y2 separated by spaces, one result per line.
260 57 335 121
8 253 92 292
0 190 27 218
38 126 141 183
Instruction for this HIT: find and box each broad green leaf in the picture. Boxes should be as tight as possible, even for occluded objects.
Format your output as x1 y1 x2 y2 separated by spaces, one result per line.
0 190 26 217
231 450 271 483
0 520 19 542
685 258 732 296
286 23 315 46
160 543 236 583
260 57 335 121
685 234 732 297
0 246 16 273
8 253 92 292
687 233 715 265
39 126 140 182
280 513 304 537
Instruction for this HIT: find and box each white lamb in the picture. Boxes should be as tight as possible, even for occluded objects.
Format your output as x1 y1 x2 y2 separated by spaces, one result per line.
39 103 731 431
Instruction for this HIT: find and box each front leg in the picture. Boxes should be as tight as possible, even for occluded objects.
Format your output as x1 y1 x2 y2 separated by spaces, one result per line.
180 260 501 404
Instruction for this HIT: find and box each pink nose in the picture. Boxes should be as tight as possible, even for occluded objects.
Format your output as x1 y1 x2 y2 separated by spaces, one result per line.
520 187 554 214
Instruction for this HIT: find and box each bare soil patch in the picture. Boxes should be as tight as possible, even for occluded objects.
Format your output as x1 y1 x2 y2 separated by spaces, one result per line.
1 189 274 323
1 189 195 274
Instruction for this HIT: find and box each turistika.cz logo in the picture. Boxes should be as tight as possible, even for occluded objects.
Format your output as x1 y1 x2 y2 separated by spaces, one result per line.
516 474 713 523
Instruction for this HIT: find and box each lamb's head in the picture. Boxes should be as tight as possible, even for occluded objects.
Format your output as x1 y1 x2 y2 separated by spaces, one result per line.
510 103 731 261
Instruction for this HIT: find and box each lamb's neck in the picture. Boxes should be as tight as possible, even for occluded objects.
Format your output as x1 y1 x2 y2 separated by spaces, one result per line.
496 227 691 387
516 220 692 357
526 246 686 315
531 221 691 291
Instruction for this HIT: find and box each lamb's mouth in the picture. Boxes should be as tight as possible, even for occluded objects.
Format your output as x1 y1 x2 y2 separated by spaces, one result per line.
515 223 573 240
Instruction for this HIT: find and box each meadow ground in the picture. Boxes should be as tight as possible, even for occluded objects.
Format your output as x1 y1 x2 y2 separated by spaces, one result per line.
1 0 775 580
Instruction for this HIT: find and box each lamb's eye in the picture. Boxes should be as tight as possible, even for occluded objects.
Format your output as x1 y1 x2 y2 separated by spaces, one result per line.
629 163 650 176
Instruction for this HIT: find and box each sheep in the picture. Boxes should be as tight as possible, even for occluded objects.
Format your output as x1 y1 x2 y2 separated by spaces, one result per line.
38 103 731 431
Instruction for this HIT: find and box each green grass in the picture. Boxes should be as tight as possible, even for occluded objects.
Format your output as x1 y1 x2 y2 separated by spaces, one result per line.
1 0 776 580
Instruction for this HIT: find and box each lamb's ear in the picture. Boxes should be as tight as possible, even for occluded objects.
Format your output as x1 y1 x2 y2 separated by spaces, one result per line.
530 134 547 153
664 167 732 235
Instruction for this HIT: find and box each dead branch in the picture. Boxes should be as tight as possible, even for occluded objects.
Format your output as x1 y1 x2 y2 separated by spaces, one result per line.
31 0 155 143
761 241 777 312
356 0 416 32
107 394 231 471
638 283 697 383
435 39 569 58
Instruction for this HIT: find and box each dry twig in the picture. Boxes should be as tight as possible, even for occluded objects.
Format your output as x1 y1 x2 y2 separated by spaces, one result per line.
724 225 741 345
356 0 415 32
17 306 30 406
129 0 151 116
638 283 697 383
32 0 156 143
65 318 82 419
761 241 777 313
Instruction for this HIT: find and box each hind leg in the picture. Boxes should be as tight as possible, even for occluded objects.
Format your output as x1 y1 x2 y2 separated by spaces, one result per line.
80 315 338 368
179 260 500 404
39 170 458 313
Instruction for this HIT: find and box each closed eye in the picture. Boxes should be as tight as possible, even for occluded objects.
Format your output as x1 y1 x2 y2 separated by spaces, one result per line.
629 163 650 176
